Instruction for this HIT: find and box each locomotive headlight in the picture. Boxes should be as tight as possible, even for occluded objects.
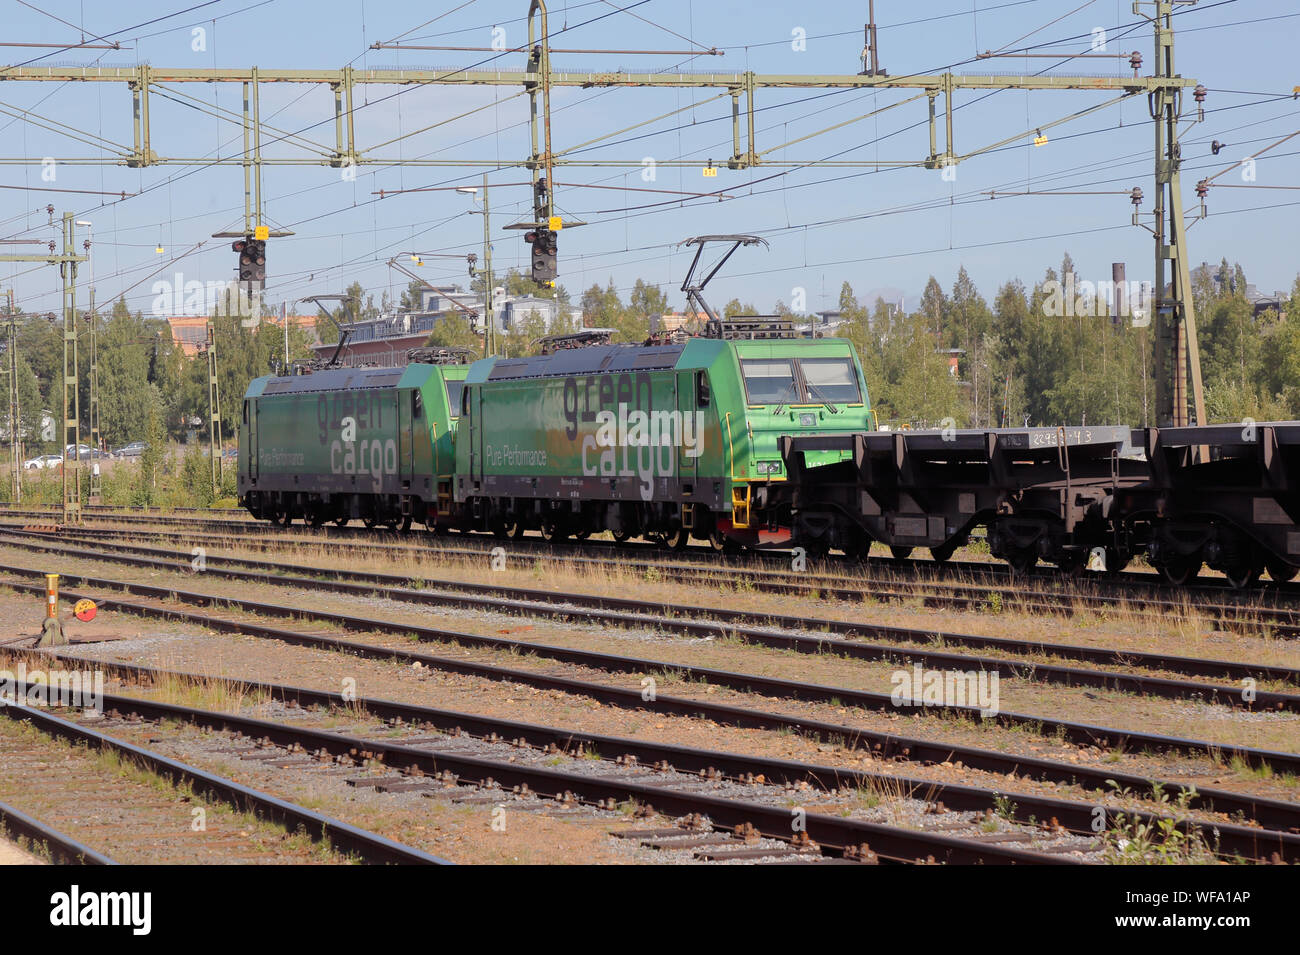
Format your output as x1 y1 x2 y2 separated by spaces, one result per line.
755 461 782 475
799 413 816 427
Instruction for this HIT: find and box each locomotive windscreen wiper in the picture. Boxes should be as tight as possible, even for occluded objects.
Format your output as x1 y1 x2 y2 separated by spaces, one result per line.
805 381 839 415
773 380 799 416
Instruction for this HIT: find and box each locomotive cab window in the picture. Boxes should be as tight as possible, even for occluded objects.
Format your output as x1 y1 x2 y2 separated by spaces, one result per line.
740 359 798 405
412 391 424 419
446 381 464 418
695 371 711 408
242 400 249 425
797 357 861 404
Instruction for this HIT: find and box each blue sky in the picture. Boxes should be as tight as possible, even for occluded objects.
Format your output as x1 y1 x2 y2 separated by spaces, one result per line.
2 0 1298 319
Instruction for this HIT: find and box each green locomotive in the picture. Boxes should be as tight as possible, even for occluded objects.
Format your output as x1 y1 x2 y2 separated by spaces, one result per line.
453 326 872 549
238 353 471 529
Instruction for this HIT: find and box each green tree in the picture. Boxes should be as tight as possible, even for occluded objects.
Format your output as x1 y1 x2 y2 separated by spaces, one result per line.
425 313 481 351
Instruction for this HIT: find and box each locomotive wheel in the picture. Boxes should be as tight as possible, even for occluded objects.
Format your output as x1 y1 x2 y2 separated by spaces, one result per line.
279 507 294 528
573 529 591 541
400 515 412 533
334 516 349 528
1266 558 1298 583
930 540 958 564
888 546 913 562
1006 548 1037 575
362 516 378 530
1158 559 1200 586
539 521 567 543
508 520 526 540
611 530 632 545
709 529 738 554
1224 562 1261 590
1103 547 1129 575
664 526 690 551
308 510 326 529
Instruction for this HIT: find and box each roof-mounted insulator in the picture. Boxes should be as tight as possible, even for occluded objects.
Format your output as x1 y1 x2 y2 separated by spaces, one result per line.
1129 51 1142 75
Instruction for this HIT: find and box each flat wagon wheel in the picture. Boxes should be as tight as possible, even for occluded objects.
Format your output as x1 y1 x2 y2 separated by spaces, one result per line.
362 516 378 530
929 540 958 564
611 529 632 545
1006 548 1037 576
888 545 913 562
1224 561 1261 590
334 515 349 528
1157 558 1200 587
1266 557 1298 583
308 509 327 529
399 515 412 533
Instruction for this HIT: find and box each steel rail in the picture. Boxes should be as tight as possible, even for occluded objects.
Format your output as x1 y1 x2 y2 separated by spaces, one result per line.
5 507 1295 631
17 526 1299 691
0 701 450 866
9 531 1298 714
2 568 1297 813
47 654 1298 863
0 798 117 865
11 683 1071 865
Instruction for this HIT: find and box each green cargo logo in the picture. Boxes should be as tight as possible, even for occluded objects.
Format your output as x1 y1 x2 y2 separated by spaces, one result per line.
582 403 705 501
330 436 397 478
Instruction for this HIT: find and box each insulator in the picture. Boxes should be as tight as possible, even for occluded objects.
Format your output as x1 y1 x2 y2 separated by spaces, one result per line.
1193 84 1207 104
1129 186 1143 207
1129 51 1142 72
1196 179 1209 199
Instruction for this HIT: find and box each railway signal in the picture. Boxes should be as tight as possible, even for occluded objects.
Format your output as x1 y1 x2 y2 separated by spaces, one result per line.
526 227 557 284
234 236 266 286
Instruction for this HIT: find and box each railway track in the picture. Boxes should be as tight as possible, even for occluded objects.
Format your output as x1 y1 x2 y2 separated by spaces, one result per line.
46 653 1298 863
0 667 1128 865
0 698 449 865
0 798 116 865
5 508 1298 638
1 563 1296 832
7 528 1299 711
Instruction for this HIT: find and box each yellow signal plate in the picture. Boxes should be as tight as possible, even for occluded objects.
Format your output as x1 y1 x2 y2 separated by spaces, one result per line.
548 216 563 231
254 225 269 240
1033 135 1048 147
702 166 718 178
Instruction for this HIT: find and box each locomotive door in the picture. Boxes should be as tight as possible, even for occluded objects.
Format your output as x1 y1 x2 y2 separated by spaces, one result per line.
398 388 415 489
676 370 697 489
469 385 484 486
247 399 258 481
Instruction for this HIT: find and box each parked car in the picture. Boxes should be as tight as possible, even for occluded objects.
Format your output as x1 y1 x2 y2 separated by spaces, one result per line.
23 454 62 470
222 448 238 461
65 443 94 460
113 441 147 458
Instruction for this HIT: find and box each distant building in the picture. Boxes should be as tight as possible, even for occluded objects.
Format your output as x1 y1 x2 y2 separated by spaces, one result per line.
309 285 580 367
652 312 692 334
164 312 318 356
1244 284 1287 318
164 315 210 356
